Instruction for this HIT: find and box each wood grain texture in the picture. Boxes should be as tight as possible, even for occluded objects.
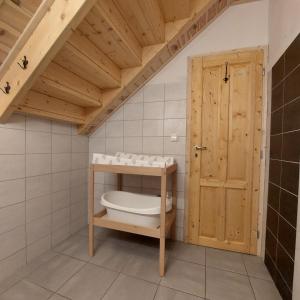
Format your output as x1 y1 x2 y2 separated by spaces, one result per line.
0 0 97 122
186 49 264 254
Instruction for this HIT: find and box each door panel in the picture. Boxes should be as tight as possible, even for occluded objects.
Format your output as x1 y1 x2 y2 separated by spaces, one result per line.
188 50 263 254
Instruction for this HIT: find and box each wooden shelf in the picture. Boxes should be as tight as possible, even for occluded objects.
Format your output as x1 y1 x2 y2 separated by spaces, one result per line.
93 208 176 239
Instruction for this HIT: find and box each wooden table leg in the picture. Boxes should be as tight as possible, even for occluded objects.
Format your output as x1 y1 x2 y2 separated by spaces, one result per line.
160 169 167 276
89 222 94 257
117 173 122 191
88 165 95 256
171 172 177 240
160 236 165 276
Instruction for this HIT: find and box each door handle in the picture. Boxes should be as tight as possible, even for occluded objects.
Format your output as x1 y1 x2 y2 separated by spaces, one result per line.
193 145 207 151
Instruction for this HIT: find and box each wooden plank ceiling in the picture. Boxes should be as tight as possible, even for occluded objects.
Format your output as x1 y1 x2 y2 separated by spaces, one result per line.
0 0 257 135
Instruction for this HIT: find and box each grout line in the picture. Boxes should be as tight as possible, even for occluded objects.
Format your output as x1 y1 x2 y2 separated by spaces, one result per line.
100 272 122 299
265 249 293 293
242 255 257 300
272 62 300 90
268 181 298 197
267 204 297 230
266 226 295 262
271 95 300 114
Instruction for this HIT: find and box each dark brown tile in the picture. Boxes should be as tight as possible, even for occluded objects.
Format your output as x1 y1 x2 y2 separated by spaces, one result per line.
283 98 300 132
269 159 282 186
282 130 300 163
276 272 293 300
272 82 284 112
277 243 294 290
285 33 300 75
265 228 277 262
284 65 300 104
268 183 280 211
278 216 296 259
266 206 279 237
271 108 283 135
281 161 299 195
272 55 285 87
270 134 282 160
264 252 278 282
280 189 298 227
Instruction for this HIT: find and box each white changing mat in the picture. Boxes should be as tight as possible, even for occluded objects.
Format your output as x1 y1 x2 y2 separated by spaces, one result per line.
92 152 175 167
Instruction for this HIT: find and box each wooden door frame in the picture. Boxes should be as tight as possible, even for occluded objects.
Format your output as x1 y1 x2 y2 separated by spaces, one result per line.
184 47 265 255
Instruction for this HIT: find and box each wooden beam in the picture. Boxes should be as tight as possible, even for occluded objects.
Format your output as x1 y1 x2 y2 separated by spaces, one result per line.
54 30 121 89
115 0 165 46
79 0 230 134
78 0 142 68
0 0 97 123
32 62 102 107
0 0 55 77
16 91 86 124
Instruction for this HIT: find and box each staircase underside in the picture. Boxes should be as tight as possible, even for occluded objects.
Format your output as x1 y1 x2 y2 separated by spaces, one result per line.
0 0 258 135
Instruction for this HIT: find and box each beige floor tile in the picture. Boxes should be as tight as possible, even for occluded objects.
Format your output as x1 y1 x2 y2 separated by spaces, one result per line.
121 245 161 283
243 255 272 281
0 280 52 300
54 235 92 262
102 274 157 300
160 259 205 297
0 251 58 295
206 267 255 300
154 286 203 300
206 248 247 274
167 241 205 265
48 295 68 300
27 254 85 291
250 277 282 300
90 240 133 272
58 263 118 300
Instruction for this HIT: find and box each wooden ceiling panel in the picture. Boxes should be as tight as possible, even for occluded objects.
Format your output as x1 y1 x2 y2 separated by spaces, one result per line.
15 0 42 13
0 48 6 63
115 0 165 46
16 91 86 124
0 0 257 132
158 0 190 22
78 0 142 68
54 30 121 89
0 0 31 33
0 27 17 50
33 62 102 107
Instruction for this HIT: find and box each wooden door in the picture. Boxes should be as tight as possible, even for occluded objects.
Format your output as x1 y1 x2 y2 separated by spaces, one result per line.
187 50 263 254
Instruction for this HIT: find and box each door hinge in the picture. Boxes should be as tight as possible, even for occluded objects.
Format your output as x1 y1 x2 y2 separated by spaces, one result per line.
262 67 265 77
257 230 260 239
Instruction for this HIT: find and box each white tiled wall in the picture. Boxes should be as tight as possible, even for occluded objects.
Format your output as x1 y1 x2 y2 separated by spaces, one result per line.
0 114 88 282
89 80 187 241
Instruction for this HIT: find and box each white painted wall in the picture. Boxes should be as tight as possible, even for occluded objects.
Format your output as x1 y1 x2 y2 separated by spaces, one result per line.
268 0 300 68
150 0 268 84
89 0 269 245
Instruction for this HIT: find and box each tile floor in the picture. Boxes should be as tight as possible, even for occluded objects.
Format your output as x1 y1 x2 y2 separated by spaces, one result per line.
0 228 282 300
